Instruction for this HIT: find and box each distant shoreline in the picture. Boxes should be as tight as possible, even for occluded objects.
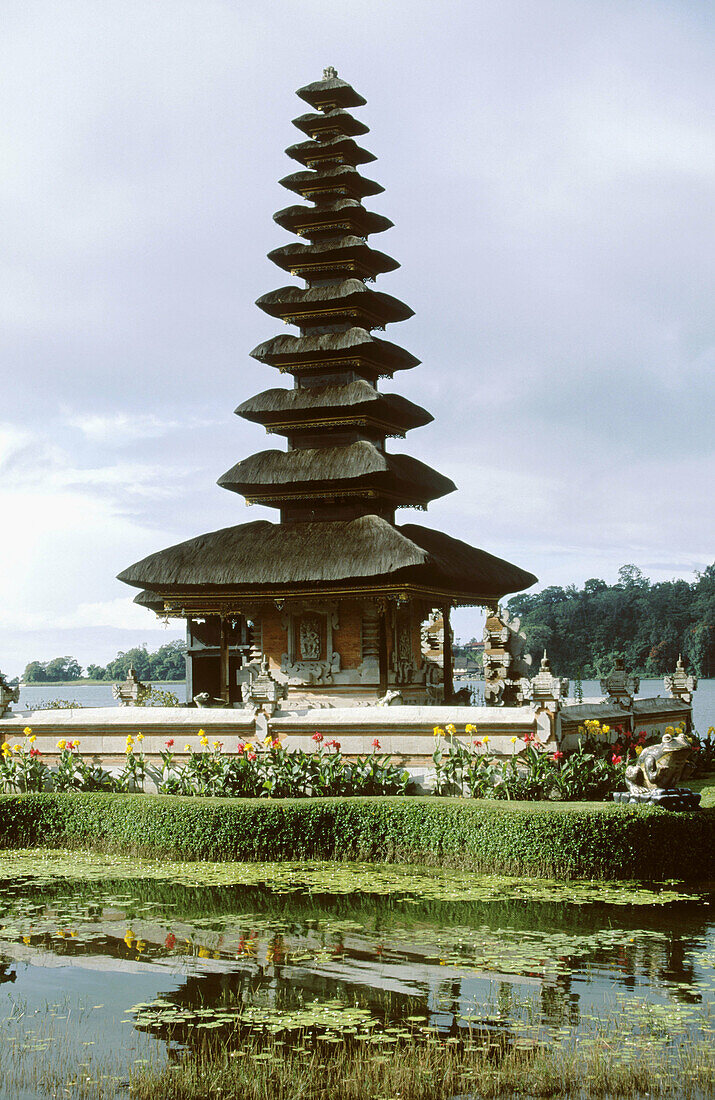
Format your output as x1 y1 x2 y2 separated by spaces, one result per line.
19 679 187 687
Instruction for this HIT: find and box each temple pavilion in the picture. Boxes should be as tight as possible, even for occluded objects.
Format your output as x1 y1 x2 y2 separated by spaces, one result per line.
118 69 537 708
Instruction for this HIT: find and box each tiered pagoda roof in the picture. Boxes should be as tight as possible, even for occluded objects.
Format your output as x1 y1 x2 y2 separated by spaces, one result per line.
118 69 536 606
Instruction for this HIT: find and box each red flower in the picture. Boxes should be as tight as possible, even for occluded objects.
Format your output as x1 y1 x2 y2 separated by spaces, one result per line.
611 753 623 765
326 739 341 751
247 751 257 762
312 732 324 743
237 742 245 754
165 739 174 749
552 751 564 761
29 747 41 758
524 732 535 744
271 738 281 749
66 741 75 751
372 738 381 750
164 933 176 950
473 739 482 748
638 731 647 743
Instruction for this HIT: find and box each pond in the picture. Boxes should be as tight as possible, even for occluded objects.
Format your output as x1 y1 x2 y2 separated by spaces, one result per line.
0 850 712 1097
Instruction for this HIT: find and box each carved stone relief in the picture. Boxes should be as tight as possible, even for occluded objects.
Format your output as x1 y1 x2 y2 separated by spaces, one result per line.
280 603 341 685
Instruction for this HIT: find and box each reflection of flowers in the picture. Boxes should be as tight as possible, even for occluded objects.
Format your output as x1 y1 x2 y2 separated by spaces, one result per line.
165 933 176 950
123 928 135 949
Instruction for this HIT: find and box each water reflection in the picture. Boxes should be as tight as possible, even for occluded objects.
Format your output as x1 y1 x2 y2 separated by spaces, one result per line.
0 870 711 1050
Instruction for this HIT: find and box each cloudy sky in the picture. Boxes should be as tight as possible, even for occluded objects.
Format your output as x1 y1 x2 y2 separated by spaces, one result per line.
1 0 713 677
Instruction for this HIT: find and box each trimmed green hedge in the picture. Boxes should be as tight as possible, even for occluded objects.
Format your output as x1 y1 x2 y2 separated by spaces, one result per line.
0 793 712 880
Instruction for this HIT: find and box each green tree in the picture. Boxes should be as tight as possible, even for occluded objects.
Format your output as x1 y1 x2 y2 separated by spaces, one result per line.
22 661 48 683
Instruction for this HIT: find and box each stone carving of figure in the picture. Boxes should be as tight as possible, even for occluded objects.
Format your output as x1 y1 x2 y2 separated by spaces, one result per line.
299 616 322 661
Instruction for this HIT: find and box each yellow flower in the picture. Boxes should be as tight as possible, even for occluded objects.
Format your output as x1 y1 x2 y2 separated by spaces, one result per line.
136 732 144 742
510 737 517 744
482 735 490 744
244 742 254 752
665 726 674 735
23 727 32 737
635 745 643 755
263 734 272 745
433 726 444 738
602 725 610 735
123 929 134 949
1 744 10 756
125 744 134 755
57 739 67 750
198 729 205 737
184 744 191 752
446 723 456 735
465 724 476 734
212 740 221 750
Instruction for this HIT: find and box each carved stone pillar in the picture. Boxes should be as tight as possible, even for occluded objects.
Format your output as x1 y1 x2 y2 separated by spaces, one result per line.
360 604 380 683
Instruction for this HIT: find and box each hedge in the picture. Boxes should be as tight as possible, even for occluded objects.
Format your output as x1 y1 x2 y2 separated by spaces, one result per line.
0 793 712 880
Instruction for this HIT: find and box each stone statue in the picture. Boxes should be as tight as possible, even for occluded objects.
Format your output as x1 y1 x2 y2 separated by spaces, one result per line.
111 667 149 706
614 730 700 810
523 652 569 709
0 671 20 719
376 689 403 706
193 692 229 708
241 660 287 716
600 658 639 708
664 656 697 706
482 607 532 707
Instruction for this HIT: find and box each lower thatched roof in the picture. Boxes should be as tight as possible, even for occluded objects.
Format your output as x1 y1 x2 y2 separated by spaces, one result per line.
217 441 455 506
250 326 419 375
236 381 432 434
267 236 399 278
273 199 392 239
285 136 375 168
292 109 369 140
118 515 537 603
279 165 383 201
256 280 413 327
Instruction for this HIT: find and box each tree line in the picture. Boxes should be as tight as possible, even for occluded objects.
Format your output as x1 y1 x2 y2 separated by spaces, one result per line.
506 563 714 679
22 641 186 683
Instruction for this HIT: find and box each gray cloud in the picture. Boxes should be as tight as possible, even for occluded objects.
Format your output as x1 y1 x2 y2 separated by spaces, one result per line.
0 0 712 670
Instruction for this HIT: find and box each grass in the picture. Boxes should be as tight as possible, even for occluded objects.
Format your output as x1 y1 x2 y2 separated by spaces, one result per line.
689 775 715 807
127 1027 715 1100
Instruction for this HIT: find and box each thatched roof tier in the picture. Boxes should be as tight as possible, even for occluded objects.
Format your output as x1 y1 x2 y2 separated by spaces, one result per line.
273 199 392 241
292 108 369 140
217 441 455 508
117 516 537 604
296 73 367 112
236 381 433 436
285 136 375 169
133 590 165 612
267 237 399 281
279 165 384 202
256 280 413 329
250 328 419 379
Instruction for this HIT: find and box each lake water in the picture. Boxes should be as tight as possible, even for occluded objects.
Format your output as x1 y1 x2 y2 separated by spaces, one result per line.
0 851 712 1097
16 680 714 733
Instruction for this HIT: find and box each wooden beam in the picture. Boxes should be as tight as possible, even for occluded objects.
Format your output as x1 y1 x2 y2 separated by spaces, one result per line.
442 603 454 704
219 617 231 705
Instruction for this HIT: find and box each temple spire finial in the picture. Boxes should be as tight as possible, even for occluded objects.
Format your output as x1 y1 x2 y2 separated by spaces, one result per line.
323 66 338 80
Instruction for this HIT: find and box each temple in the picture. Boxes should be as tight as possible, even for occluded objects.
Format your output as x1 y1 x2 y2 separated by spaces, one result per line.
118 69 537 709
